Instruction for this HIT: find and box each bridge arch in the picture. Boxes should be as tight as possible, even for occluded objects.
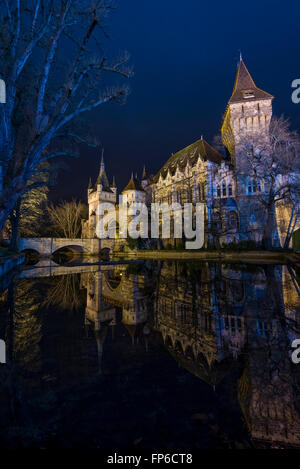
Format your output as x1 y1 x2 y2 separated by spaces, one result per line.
18 238 112 256
52 245 85 255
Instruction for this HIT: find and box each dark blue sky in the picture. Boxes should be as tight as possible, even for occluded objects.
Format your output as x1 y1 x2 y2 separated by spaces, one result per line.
53 0 300 201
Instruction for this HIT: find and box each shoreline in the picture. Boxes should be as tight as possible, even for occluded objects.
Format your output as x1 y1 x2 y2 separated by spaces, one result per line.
114 249 300 265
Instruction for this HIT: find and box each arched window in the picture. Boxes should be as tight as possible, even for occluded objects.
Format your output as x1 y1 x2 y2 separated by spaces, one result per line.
257 180 262 192
217 185 221 198
228 211 239 230
222 183 226 197
228 183 233 196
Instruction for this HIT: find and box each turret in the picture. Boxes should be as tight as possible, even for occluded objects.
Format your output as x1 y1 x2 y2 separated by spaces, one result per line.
122 173 146 204
110 176 117 194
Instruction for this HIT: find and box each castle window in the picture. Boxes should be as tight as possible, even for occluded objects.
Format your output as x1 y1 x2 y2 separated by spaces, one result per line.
228 184 233 196
248 179 260 194
228 211 238 230
257 180 262 192
243 90 255 99
222 183 226 197
217 185 221 198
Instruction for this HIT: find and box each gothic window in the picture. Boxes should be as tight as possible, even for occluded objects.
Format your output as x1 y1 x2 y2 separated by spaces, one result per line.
228 211 239 230
248 179 260 194
257 180 262 192
217 185 221 198
222 183 227 197
228 184 233 196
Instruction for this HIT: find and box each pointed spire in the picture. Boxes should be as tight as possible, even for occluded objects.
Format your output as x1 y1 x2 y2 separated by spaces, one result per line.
111 176 116 188
142 165 147 180
239 50 243 62
131 171 133 179
229 58 273 104
100 148 105 169
96 147 109 188
88 177 92 189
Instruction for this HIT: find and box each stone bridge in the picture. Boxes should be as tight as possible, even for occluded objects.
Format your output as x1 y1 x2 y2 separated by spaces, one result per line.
18 237 114 257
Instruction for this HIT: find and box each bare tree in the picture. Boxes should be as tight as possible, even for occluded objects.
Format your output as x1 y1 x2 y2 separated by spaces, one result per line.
47 199 88 238
237 116 300 248
0 1 131 231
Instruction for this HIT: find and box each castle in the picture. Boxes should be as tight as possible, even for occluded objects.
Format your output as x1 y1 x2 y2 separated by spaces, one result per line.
82 57 292 248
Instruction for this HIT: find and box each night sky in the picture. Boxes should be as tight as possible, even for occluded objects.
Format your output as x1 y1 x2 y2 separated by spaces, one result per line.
52 0 300 201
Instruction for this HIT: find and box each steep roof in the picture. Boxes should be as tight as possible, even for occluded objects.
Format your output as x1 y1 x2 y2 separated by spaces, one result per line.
96 167 110 189
229 59 273 104
154 137 222 182
95 152 112 191
123 175 145 193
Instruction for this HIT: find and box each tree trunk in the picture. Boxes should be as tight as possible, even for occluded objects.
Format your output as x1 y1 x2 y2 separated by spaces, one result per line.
262 206 274 250
10 199 21 252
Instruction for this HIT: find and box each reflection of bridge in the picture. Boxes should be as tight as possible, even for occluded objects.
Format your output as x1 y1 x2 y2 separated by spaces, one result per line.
18 237 114 256
19 260 126 278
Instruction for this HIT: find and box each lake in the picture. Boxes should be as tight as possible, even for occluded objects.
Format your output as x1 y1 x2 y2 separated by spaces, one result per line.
0 259 300 449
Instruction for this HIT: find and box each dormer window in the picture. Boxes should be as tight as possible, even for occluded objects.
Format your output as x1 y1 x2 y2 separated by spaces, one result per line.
243 89 255 99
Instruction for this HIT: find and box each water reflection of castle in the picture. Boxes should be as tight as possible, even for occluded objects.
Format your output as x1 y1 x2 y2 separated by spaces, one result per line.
83 261 300 448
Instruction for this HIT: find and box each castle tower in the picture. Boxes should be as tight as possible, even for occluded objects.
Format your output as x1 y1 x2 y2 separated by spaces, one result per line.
221 57 273 166
122 173 146 205
82 150 117 238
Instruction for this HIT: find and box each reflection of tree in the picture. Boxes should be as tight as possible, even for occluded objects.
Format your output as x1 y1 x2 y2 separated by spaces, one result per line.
237 265 300 447
43 274 85 312
13 279 42 374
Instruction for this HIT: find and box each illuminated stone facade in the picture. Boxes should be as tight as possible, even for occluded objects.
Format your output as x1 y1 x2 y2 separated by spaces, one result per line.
83 59 296 247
